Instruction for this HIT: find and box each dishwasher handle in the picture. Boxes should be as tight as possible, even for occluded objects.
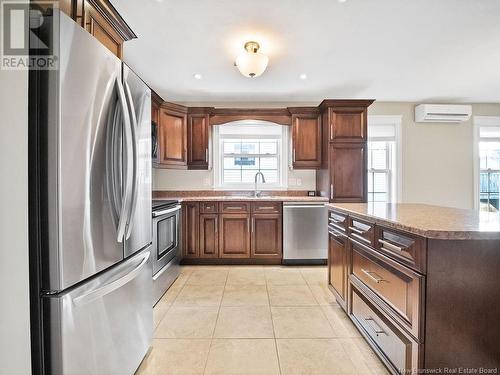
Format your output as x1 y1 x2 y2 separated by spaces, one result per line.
283 203 326 209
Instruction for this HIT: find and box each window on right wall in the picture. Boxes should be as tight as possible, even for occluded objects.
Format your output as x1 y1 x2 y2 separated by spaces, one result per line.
475 117 500 212
367 116 402 203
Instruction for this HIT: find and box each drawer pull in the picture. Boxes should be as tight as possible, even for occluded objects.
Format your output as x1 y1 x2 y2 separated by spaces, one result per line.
329 222 345 232
349 226 366 235
361 268 385 284
328 230 343 238
378 239 403 253
258 206 275 210
364 317 386 336
226 206 243 210
329 217 342 224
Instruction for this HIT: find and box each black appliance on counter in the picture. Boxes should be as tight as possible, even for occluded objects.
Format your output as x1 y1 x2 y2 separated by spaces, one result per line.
152 200 182 305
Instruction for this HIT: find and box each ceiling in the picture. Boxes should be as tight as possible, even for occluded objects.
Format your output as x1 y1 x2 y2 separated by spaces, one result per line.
111 0 500 104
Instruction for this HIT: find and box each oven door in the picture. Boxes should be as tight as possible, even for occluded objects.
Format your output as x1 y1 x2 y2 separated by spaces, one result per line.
152 205 181 275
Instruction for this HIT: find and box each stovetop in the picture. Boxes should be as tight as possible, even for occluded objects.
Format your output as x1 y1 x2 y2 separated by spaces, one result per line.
152 199 179 211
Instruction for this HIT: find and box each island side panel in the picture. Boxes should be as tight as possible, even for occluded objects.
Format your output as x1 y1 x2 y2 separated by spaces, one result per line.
425 239 500 370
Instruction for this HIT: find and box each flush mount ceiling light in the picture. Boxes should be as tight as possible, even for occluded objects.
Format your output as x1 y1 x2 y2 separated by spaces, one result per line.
235 41 269 78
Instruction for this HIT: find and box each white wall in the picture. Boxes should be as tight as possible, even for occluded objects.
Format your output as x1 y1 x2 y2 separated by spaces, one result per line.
369 102 500 209
0 69 32 374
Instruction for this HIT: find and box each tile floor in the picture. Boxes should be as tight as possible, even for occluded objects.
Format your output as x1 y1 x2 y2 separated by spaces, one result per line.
136 265 388 375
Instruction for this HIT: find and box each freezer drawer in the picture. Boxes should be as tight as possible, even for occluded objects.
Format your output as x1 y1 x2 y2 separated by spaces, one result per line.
42 248 153 375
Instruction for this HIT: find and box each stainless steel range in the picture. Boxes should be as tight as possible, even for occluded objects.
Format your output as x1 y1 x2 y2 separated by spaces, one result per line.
152 200 182 305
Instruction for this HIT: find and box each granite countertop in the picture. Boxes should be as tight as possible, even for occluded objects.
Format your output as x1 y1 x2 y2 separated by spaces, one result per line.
327 203 500 240
155 195 329 202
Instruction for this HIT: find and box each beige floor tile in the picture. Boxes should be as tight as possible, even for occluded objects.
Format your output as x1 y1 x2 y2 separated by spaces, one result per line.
156 274 189 306
299 267 328 285
277 338 358 375
222 284 269 306
153 300 170 330
213 306 274 338
186 268 228 286
265 268 306 285
320 304 361 337
155 306 218 338
226 267 266 285
309 283 337 305
204 339 280 375
173 284 224 307
339 338 389 375
271 306 335 338
267 284 317 306
135 339 211 375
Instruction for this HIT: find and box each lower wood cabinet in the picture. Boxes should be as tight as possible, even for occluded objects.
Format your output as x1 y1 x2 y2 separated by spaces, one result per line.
328 229 348 310
219 214 251 258
199 214 219 258
182 201 282 262
251 214 282 260
182 202 199 258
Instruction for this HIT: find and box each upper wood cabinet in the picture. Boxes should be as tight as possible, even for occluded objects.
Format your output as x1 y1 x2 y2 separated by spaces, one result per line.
320 100 374 143
289 108 322 169
65 0 136 59
158 103 188 169
187 108 212 170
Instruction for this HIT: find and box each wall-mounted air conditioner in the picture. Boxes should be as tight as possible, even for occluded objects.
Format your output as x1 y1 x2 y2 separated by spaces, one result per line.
415 104 472 123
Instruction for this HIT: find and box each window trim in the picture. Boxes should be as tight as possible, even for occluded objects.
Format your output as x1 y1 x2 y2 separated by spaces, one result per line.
367 115 403 203
473 116 500 210
212 122 289 190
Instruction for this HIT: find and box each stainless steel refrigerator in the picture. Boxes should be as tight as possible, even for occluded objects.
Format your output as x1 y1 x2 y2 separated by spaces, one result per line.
29 10 152 375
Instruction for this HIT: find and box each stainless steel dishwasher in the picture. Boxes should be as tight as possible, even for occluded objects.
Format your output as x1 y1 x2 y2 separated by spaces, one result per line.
283 202 328 264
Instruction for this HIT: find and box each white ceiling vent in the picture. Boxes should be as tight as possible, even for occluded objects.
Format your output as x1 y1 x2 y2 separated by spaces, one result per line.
415 104 472 123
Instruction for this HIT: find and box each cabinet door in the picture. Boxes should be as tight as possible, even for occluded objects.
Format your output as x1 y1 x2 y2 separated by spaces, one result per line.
199 214 219 258
83 0 124 58
330 143 366 202
329 107 367 143
292 114 321 169
251 214 282 259
187 113 209 170
328 230 348 310
159 108 187 168
182 203 199 257
219 214 250 258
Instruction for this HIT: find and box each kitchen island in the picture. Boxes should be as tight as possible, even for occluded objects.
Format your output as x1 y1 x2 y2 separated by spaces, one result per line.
326 203 500 374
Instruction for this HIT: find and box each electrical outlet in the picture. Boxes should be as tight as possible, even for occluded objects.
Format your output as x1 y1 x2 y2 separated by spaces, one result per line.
297 178 302 186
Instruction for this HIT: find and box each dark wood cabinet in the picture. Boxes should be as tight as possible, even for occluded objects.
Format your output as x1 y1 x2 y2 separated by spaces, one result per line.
317 100 374 203
251 213 282 260
187 109 211 170
328 230 348 310
219 214 251 258
158 103 188 168
290 109 321 169
329 143 367 202
182 202 199 258
199 214 219 258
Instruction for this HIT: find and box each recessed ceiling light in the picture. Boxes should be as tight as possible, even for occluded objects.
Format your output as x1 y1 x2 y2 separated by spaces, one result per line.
338 0 347 3
299 73 307 80
193 73 202 80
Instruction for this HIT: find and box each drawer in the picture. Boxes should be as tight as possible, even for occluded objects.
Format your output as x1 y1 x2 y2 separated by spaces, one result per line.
219 201 250 214
350 240 423 340
376 226 426 274
251 201 281 214
328 210 348 232
350 286 420 374
200 202 218 214
348 216 374 246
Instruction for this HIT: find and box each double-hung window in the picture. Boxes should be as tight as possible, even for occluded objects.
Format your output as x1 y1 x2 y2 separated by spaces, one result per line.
213 121 287 189
476 117 500 212
367 116 402 203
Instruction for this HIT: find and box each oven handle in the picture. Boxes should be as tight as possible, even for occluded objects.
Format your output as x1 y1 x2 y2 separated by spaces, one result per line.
153 204 181 217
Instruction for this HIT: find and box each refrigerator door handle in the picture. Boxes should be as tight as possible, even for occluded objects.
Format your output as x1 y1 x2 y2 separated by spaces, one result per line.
116 78 133 243
123 80 139 240
72 250 150 307
106 87 122 230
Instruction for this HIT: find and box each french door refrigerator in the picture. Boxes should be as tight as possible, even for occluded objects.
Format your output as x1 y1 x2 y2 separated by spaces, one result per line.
29 10 152 375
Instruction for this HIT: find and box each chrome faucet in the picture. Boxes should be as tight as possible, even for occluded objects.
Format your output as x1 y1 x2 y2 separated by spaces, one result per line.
254 171 266 197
